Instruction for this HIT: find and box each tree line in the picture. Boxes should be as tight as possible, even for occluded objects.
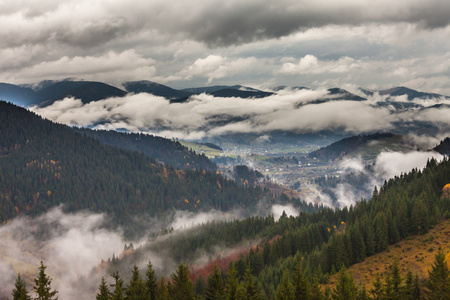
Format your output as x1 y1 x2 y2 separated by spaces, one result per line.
10 248 450 299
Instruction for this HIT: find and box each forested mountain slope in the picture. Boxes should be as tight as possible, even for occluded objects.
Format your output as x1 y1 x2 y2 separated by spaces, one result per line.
98 156 450 298
433 137 450 156
73 128 217 171
0 101 263 228
309 132 401 161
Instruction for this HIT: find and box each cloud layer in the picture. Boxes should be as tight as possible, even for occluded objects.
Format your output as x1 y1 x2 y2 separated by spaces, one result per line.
30 89 450 140
0 207 125 299
1 1 450 93
325 151 445 208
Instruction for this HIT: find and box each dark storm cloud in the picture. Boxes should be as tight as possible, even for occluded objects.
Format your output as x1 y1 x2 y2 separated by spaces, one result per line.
1 0 450 93
1 0 449 49
166 0 450 47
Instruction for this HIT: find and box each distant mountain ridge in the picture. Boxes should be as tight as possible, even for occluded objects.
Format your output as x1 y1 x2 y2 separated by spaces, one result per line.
360 86 449 100
1 79 449 109
0 80 127 107
124 80 273 102
123 80 192 99
433 137 450 156
309 132 410 162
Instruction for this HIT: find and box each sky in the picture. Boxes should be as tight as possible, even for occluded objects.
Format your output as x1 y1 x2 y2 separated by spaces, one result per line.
1 0 450 94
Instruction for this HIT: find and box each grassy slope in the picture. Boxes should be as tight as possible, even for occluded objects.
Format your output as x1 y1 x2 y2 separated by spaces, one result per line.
325 219 450 290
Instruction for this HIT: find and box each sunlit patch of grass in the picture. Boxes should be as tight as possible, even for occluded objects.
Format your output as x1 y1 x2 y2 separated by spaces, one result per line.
324 219 450 290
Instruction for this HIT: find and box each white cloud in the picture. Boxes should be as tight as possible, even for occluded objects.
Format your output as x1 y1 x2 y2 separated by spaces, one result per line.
0 207 125 299
0 0 449 93
374 151 444 180
271 204 298 221
30 85 450 141
2 50 156 85
280 55 360 75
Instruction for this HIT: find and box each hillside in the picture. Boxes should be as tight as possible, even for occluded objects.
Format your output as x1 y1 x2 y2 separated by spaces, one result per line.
308 132 413 162
123 80 192 99
37 81 127 107
0 83 39 106
433 137 450 156
361 86 450 100
0 101 263 233
0 80 127 107
87 157 450 298
73 128 217 171
309 132 426 162
325 219 450 290
3 119 450 297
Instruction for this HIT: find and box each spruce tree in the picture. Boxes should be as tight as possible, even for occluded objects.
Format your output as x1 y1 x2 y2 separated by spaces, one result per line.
125 265 146 300
33 261 58 300
293 263 309 300
225 263 239 300
425 248 450 299
309 276 323 300
357 286 369 300
145 260 158 300
194 276 206 297
170 263 195 300
411 274 421 300
156 277 169 300
96 277 110 300
110 271 125 300
242 264 260 300
205 265 225 300
332 266 358 300
11 274 30 300
370 272 384 300
385 257 403 298
275 269 294 300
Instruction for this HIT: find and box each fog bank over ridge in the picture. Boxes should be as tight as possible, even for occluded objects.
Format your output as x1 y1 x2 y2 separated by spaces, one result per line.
30 88 450 140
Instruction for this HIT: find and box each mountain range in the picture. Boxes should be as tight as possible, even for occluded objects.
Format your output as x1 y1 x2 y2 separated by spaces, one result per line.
1 79 449 108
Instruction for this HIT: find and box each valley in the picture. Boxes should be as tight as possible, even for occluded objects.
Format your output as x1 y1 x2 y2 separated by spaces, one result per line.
3 2 450 298
1 80 450 299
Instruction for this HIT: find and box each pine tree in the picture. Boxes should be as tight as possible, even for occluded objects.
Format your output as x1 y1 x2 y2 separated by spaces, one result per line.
194 276 206 297
404 268 413 300
349 225 365 264
125 265 146 300
145 260 158 300
332 266 358 300
293 263 309 300
425 248 450 299
385 257 403 298
205 265 225 300
411 274 421 300
275 269 294 300
96 277 110 300
170 263 195 300
33 261 58 300
11 274 30 300
370 272 384 300
156 277 169 300
110 271 125 300
309 276 323 300
225 263 239 300
373 212 388 253
357 286 369 300
242 264 260 300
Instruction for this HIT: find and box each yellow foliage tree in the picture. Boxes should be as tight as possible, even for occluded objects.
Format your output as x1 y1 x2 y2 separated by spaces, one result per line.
443 184 450 199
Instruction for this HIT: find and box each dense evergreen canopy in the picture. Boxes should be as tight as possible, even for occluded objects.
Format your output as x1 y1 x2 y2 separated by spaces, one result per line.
0 101 265 230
